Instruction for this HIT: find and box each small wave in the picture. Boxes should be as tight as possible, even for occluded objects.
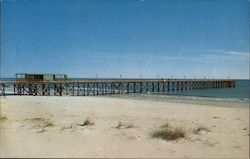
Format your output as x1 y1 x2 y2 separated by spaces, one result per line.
150 92 249 101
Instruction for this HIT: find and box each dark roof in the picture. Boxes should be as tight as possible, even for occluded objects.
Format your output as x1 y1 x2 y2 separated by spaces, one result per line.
16 73 67 76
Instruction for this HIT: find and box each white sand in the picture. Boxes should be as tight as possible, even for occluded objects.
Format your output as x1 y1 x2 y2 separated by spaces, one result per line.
0 96 249 158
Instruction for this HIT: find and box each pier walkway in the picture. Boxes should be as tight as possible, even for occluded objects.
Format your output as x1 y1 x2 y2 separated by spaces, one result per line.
0 79 235 97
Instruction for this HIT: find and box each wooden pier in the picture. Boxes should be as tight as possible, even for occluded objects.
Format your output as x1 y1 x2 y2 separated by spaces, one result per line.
0 79 235 97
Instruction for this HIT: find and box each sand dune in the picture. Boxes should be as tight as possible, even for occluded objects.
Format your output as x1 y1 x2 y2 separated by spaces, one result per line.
0 96 249 158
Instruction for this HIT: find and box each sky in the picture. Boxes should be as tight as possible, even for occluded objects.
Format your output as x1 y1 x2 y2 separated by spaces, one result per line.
1 0 249 79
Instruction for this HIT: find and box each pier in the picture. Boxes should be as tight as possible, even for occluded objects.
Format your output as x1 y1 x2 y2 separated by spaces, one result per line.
0 79 235 97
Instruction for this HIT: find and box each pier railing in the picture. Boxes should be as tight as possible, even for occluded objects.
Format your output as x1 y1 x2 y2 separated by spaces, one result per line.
0 79 235 97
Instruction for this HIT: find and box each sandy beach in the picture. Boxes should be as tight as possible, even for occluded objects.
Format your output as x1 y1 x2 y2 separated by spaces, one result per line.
0 95 249 158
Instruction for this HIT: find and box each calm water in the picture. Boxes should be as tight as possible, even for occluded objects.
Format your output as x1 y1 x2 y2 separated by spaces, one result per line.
1 78 249 100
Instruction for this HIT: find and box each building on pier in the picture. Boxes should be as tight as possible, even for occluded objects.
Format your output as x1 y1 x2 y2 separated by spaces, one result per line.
15 73 68 81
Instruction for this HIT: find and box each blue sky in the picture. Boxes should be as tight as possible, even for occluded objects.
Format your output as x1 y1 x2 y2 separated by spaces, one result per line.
1 0 249 79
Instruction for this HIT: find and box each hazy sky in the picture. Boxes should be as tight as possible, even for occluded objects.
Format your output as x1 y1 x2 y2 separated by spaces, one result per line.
1 0 249 78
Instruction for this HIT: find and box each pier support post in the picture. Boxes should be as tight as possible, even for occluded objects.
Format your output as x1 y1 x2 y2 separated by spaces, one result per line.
95 83 98 95
133 82 136 94
76 83 80 96
104 83 107 95
59 84 62 96
42 84 45 96
152 82 155 92
140 82 142 93
127 83 130 94
157 82 160 93
162 82 165 93
1 84 5 97
167 82 170 92
14 84 16 95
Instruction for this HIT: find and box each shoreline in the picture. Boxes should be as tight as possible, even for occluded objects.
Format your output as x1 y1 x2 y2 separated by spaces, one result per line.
151 91 249 100
106 93 250 109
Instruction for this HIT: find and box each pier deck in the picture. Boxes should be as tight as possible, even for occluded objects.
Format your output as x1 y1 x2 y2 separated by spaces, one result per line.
0 79 235 97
